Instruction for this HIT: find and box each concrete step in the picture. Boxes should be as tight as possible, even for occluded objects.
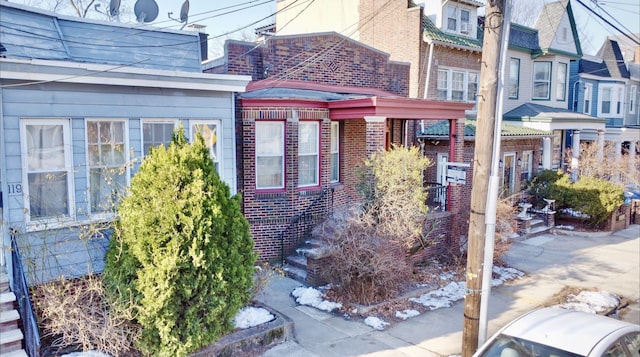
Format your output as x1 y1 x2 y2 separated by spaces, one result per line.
282 264 307 284
285 254 307 271
0 349 28 357
0 310 19 325
0 292 16 312
0 328 24 353
0 274 9 293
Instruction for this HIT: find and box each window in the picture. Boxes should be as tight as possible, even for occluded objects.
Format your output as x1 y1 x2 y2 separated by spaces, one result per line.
508 58 520 99
191 121 221 171
451 71 465 101
141 119 176 155
533 62 551 100
437 68 479 102
256 121 284 189
556 63 567 101
630 85 637 114
87 120 128 214
583 83 592 115
446 6 457 31
616 87 623 114
601 87 612 114
467 72 478 102
460 9 470 33
437 69 448 100
21 119 73 221
330 121 339 182
298 121 319 187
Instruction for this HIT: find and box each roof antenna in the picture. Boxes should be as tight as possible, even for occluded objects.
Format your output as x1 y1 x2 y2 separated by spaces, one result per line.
168 0 189 30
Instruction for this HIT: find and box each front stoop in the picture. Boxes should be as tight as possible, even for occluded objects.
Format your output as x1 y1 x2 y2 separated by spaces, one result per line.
189 306 293 357
0 273 27 357
283 239 332 286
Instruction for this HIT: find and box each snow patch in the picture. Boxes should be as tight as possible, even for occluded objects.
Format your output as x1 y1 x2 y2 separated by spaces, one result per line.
396 309 420 320
61 352 112 357
292 286 342 312
410 281 467 310
364 316 389 330
556 290 620 314
234 306 275 329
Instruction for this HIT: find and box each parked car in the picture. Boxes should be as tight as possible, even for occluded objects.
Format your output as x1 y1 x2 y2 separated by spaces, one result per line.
473 307 640 357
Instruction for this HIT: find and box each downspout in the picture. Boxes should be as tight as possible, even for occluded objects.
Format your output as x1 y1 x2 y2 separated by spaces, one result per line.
422 42 435 134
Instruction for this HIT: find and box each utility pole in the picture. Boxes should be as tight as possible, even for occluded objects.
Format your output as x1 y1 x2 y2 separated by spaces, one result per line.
461 1 506 356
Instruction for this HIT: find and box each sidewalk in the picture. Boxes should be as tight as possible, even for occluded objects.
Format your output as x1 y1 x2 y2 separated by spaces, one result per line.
256 225 640 357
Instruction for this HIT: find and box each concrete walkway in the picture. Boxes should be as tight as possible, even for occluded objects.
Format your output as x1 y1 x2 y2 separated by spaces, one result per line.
256 225 640 357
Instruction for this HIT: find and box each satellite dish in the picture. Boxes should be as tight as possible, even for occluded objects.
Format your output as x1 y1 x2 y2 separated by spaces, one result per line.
109 0 121 18
134 0 159 23
180 0 189 24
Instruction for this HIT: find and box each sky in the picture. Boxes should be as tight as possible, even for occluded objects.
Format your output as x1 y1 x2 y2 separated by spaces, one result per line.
9 0 640 57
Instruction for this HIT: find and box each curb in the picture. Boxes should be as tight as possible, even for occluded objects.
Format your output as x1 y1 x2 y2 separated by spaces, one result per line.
190 305 294 357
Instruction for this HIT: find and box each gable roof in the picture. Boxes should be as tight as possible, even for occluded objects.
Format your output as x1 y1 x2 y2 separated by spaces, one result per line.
422 15 482 52
579 57 611 78
597 39 631 79
418 119 551 139
533 0 582 58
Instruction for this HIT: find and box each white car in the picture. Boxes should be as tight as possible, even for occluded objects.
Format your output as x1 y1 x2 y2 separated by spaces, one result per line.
473 307 640 357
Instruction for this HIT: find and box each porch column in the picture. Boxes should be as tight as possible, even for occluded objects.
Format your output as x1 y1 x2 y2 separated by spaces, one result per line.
571 130 580 181
364 116 387 156
542 137 552 169
597 129 605 160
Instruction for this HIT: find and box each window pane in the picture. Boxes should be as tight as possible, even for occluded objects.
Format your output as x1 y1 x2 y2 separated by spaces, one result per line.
534 82 549 98
26 125 65 171
28 172 68 218
257 156 283 188
90 168 126 212
509 59 519 98
467 72 478 102
143 122 174 155
330 122 339 182
331 153 339 182
299 122 318 155
193 124 219 163
299 155 318 186
556 63 567 100
256 122 283 155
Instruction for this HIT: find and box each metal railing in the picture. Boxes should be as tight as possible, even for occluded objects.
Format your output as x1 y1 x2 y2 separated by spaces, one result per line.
425 182 447 212
10 231 41 357
279 187 333 263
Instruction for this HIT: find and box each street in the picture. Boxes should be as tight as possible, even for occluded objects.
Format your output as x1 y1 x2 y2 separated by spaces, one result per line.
257 225 640 356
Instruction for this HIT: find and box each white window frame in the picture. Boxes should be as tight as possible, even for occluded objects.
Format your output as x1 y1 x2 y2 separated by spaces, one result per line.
298 121 320 187
86 119 129 217
437 67 480 103
20 118 75 226
508 58 520 99
597 85 624 117
556 63 567 101
460 9 470 33
330 121 339 183
141 119 178 156
630 85 637 115
190 120 222 172
616 87 623 115
445 5 457 31
256 121 285 190
533 62 551 100
583 83 592 115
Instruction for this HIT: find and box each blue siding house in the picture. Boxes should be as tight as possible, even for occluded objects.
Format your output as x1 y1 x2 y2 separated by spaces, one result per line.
569 39 640 163
0 2 251 285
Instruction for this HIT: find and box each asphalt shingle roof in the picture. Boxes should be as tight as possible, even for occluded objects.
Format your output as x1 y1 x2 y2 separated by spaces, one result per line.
503 103 607 123
418 119 551 138
508 24 541 52
579 59 610 77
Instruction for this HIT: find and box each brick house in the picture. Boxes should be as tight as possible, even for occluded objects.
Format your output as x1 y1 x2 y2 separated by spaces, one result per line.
206 32 472 261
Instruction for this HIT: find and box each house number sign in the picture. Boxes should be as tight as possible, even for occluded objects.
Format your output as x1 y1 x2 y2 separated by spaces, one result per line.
7 183 22 195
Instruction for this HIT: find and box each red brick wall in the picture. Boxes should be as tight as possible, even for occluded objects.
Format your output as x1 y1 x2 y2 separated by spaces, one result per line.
425 46 482 101
207 34 411 97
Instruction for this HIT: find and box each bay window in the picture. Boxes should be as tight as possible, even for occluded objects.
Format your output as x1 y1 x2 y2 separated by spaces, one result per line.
298 121 319 187
21 119 73 221
256 121 284 189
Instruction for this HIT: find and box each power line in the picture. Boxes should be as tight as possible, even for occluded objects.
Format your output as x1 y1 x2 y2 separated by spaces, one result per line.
575 0 640 45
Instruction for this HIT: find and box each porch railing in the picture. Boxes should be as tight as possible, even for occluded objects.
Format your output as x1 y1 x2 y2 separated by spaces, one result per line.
425 182 447 212
279 187 333 263
10 231 41 357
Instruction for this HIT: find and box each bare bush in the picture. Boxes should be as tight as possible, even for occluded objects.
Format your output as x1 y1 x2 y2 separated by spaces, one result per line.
321 217 412 305
567 142 639 187
32 274 140 356
494 195 519 264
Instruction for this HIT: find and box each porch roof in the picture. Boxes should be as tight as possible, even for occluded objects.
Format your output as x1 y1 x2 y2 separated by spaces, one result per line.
240 79 473 120
418 119 552 140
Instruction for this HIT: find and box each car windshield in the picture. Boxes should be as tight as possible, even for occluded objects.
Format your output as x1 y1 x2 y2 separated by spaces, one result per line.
477 334 583 357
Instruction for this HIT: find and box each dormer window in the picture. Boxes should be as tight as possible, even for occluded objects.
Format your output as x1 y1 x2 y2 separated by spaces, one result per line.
446 6 457 31
445 5 471 35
